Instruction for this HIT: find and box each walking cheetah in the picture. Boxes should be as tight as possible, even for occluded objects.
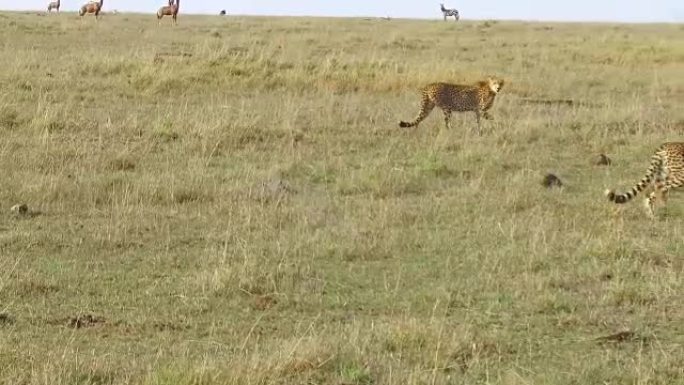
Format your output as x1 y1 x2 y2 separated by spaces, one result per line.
605 142 684 218
398 77 504 134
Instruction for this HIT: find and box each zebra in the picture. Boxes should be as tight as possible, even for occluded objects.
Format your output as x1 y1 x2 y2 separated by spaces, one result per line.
440 3 459 21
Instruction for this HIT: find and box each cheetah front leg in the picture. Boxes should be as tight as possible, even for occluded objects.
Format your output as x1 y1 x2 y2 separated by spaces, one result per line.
482 102 495 120
474 110 482 135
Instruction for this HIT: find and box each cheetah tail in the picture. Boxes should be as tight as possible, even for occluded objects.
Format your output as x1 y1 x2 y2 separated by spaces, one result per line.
398 102 433 128
605 156 661 204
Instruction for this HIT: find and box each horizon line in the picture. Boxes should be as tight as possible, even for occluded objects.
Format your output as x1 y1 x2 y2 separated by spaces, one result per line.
0 9 681 24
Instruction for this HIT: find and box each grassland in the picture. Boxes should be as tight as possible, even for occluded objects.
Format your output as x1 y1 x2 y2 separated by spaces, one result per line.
0 10 683 385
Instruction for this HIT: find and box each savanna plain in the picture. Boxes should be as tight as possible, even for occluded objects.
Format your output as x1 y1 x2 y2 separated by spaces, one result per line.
0 11 683 385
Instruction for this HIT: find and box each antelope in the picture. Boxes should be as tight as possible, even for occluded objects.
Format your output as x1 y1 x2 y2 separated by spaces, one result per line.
157 0 180 25
79 0 104 19
47 0 60 12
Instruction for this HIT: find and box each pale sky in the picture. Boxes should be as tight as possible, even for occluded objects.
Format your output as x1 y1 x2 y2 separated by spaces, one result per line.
1 0 683 23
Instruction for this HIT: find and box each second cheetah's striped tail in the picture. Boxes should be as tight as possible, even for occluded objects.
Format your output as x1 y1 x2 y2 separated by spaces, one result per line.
605 155 661 204
399 103 432 128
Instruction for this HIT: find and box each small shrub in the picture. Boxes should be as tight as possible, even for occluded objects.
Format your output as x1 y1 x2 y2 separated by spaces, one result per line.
45 119 67 133
108 157 136 171
0 108 20 129
172 188 203 204
339 362 373 385
152 129 180 142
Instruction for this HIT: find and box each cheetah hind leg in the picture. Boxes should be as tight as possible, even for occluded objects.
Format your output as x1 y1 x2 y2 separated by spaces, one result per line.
650 178 684 218
644 172 675 219
474 111 482 135
643 180 659 219
443 109 452 130
643 193 657 219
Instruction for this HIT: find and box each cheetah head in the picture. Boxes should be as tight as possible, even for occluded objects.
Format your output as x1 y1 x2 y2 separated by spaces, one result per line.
487 77 504 94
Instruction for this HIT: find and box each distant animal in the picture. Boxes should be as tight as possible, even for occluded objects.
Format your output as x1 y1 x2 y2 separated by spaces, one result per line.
47 0 60 12
542 173 563 188
157 0 180 24
605 142 684 218
440 3 459 21
399 77 504 134
79 0 104 19
220 10 226 16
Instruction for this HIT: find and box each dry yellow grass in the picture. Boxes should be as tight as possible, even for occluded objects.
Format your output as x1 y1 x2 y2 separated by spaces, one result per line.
0 11 683 384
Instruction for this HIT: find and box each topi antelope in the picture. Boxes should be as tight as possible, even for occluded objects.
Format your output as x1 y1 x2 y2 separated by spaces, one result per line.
47 0 60 12
79 0 104 19
157 0 180 25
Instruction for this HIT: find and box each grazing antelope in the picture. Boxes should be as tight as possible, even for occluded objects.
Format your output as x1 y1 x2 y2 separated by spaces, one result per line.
79 0 104 19
220 10 226 16
440 3 459 21
47 0 60 12
157 0 180 25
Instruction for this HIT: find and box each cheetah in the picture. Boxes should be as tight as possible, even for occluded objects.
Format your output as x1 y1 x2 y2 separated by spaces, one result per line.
399 77 504 134
605 142 684 219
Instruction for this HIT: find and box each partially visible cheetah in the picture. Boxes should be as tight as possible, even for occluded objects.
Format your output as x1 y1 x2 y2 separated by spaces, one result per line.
605 142 684 219
399 77 504 134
